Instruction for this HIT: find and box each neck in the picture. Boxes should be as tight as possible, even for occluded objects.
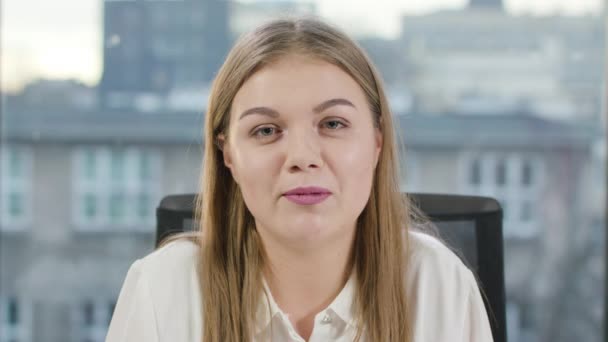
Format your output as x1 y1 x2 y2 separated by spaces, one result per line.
261 228 356 340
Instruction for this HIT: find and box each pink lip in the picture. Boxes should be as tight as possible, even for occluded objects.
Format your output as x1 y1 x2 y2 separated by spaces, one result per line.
282 186 332 205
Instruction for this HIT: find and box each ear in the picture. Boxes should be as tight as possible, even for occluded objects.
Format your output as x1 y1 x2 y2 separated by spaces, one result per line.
217 134 233 170
217 134 240 185
374 128 382 167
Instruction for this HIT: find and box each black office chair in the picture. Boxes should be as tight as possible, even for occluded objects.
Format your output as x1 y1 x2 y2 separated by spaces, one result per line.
156 193 507 342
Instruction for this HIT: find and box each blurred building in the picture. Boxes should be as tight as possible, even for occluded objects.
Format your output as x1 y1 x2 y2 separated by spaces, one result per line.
397 110 600 342
230 0 316 38
0 108 203 342
399 2 604 122
98 0 316 112
99 0 230 109
1 1 604 341
4 80 98 111
0 105 598 341
469 0 504 10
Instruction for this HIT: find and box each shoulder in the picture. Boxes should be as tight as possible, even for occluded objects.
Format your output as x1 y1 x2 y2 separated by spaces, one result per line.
404 229 479 307
406 229 474 281
405 230 490 341
136 238 201 294
136 239 203 339
139 239 200 273
107 239 203 341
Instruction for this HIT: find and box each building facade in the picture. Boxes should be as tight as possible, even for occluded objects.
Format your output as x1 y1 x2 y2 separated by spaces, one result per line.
0 106 598 341
99 0 230 109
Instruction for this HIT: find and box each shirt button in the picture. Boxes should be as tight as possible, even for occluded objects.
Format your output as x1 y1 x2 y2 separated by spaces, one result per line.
321 313 332 324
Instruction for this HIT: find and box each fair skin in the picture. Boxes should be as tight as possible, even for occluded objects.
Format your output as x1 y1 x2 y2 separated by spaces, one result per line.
220 54 382 341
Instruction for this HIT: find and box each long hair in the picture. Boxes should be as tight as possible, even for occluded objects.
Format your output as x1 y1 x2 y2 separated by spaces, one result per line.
160 17 434 341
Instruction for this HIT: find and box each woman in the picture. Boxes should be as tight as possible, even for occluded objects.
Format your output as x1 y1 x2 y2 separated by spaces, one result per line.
106 17 493 342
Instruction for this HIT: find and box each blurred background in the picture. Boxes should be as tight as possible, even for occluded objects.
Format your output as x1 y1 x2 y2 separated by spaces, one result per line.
0 0 605 341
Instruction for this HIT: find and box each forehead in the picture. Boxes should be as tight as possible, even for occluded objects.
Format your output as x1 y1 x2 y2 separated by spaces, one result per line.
231 54 368 113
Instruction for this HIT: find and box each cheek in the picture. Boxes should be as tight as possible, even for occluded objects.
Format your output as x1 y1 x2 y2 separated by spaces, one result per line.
334 138 378 180
233 146 281 199
329 140 377 223
329 137 378 208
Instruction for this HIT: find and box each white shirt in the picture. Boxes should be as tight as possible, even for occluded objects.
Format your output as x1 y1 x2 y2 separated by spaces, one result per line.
105 231 494 342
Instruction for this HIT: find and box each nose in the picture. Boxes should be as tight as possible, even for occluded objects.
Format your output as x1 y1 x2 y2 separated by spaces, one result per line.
284 127 323 173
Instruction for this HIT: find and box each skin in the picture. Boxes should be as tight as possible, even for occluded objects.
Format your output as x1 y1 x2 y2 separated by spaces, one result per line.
220 54 382 340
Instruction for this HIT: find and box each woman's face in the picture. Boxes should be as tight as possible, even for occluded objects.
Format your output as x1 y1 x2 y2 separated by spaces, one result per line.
221 54 382 250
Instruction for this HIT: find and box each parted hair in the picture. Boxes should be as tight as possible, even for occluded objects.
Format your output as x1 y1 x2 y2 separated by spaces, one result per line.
159 17 435 342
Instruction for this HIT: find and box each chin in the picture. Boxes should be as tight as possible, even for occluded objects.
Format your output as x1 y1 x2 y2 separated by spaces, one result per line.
281 220 347 246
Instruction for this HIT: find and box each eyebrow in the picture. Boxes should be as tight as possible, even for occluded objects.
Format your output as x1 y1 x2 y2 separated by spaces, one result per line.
238 98 356 120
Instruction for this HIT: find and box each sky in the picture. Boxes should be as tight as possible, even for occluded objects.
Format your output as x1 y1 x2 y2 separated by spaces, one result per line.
1 0 604 92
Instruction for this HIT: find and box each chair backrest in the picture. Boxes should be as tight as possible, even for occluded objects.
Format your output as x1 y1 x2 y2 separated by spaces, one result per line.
156 192 507 342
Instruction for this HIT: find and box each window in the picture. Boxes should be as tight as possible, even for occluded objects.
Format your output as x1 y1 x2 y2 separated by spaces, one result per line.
496 158 507 186
521 200 532 222
461 152 544 238
0 296 31 342
84 148 96 180
73 299 116 342
400 149 420 192
0 145 33 231
72 146 162 231
83 301 94 326
8 298 18 325
470 157 482 185
522 159 533 186
110 147 125 181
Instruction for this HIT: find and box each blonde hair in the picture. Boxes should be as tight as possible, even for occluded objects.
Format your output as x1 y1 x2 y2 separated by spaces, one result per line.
160 17 434 341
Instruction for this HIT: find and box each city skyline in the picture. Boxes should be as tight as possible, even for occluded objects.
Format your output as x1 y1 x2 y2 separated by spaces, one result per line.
2 0 604 92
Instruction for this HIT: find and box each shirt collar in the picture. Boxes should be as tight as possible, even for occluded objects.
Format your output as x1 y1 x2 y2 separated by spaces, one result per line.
326 269 356 326
254 270 357 335
254 277 282 335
